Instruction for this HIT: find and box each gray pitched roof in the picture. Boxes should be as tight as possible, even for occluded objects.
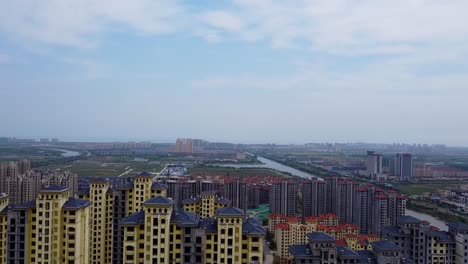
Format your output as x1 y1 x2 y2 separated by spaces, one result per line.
10 200 36 210
151 182 168 190
398 215 422 224
215 197 231 205
42 185 69 192
0 207 9 215
307 232 335 242
63 198 91 210
371 240 401 252
170 210 200 227
200 218 218 233
216 206 244 217
243 218 267 236
447 222 468 232
143 196 173 207
120 211 145 226
289 244 312 257
428 231 455 242
182 197 201 205
136 171 153 178
336 246 360 259
381 225 401 235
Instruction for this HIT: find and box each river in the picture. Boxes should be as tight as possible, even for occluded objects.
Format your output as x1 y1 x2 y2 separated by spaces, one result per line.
47 148 81 157
405 209 448 231
209 156 319 180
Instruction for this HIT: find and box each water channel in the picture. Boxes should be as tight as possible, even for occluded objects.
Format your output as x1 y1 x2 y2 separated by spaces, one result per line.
47 148 81 157
405 209 448 231
209 156 319 179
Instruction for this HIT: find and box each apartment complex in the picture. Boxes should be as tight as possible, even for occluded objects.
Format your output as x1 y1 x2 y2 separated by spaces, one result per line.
269 213 364 263
382 216 468 264
0 186 90 264
289 232 409 263
302 177 406 234
389 153 413 180
0 160 78 205
270 181 297 216
0 171 267 264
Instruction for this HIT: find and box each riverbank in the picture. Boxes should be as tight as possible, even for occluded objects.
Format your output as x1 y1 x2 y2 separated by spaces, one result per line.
407 201 467 225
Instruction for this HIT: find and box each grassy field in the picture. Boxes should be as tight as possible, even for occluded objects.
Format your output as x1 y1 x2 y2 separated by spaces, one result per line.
0 146 64 162
187 166 287 178
46 159 164 177
396 181 466 195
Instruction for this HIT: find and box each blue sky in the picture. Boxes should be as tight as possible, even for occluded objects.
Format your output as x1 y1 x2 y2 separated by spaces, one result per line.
1 0 468 145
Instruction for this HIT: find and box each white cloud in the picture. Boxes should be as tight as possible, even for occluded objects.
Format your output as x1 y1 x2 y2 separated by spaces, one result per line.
0 0 183 48
200 11 244 32
2 0 468 56
198 0 468 55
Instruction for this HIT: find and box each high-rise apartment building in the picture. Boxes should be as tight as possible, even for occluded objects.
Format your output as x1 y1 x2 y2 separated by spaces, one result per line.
391 153 413 180
1 186 90 264
269 213 360 263
352 185 405 234
121 197 265 264
302 179 326 218
270 181 297 216
182 191 230 218
0 160 78 205
366 151 383 177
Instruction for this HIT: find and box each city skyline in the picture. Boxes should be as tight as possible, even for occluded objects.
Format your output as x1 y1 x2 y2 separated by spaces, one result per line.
2 1 468 145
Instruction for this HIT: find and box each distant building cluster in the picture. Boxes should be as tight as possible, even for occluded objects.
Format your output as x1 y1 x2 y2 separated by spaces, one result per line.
268 177 406 263
0 172 267 264
365 151 413 181
0 160 78 204
175 138 205 153
267 177 406 234
151 174 272 211
81 141 152 150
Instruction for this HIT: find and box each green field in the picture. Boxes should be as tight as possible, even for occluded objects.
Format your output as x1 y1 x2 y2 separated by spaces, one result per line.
246 205 270 222
0 147 64 162
396 181 466 195
187 166 287 178
45 159 164 177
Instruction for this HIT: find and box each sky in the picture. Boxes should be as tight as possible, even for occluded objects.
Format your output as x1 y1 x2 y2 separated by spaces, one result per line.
1 0 468 145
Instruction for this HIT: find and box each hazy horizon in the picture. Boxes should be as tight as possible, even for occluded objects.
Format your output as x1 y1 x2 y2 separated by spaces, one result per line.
2 1 468 146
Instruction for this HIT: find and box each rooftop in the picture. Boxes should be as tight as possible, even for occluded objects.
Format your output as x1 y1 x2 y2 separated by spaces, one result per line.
336 246 360 259
151 182 167 190
243 218 267 236
428 230 454 243
10 200 36 210
135 171 153 178
143 196 173 207
307 232 335 242
447 222 468 232
216 206 244 217
289 244 312 257
398 215 422 224
215 197 231 205
182 197 201 204
41 185 69 192
63 198 91 210
120 211 145 226
371 240 401 252
170 210 200 227
200 218 218 233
